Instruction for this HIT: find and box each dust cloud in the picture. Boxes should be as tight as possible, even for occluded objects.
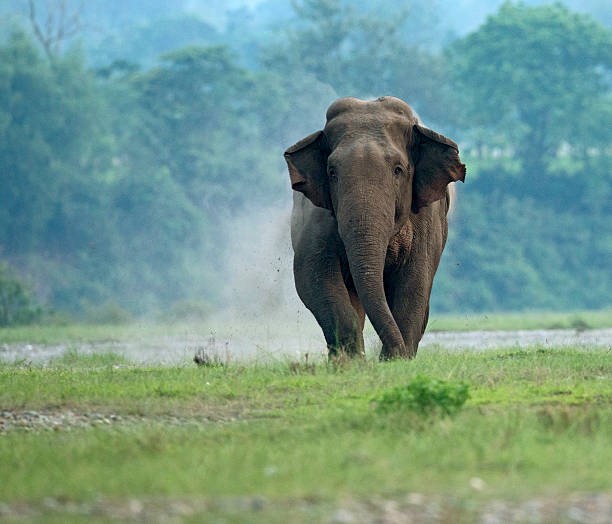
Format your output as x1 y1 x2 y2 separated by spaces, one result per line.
221 203 297 317
196 75 340 361
202 200 327 361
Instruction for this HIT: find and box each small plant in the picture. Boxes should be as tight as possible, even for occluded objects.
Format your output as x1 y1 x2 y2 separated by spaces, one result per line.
570 316 591 332
193 337 229 367
288 353 316 375
376 375 470 417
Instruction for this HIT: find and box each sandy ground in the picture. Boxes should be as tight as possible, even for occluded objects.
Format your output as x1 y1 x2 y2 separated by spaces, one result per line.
2 324 611 365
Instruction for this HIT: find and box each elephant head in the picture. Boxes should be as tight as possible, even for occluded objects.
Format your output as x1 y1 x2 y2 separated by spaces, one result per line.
284 97 465 355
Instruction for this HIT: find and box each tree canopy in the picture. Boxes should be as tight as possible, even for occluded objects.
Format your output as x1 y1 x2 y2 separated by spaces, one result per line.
0 1 610 322
437 2 611 311
449 2 612 183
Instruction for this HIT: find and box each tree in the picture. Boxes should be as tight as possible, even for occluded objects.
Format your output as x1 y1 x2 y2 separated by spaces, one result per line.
433 3 612 313
89 14 221 68
263 0 450 124
0 31 127 313
0 31 114 256
448 2 612 187
27 0 82 59
102 45 294 311
131 45 283 211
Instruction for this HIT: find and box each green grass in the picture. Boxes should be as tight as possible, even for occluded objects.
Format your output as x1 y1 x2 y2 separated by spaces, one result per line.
0 322 175 345
426 309 612 332
1 346 610 520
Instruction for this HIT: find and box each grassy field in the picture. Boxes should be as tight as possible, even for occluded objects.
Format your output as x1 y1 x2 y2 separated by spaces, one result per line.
1 344 611 522
426 309 612 332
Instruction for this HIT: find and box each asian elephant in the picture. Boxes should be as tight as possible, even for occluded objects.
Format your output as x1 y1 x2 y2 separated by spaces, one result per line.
284 97 466 360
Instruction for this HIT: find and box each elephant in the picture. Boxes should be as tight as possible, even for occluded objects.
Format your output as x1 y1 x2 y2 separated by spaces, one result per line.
284 96 465 360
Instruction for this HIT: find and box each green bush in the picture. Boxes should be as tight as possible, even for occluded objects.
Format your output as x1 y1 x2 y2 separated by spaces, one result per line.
376 375 470 417
83 302 134 325
0 263 42 327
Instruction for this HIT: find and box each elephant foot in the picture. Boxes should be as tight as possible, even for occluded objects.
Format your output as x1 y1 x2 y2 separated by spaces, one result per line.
324 328 365 361
327 342 365 361
379 342 417 361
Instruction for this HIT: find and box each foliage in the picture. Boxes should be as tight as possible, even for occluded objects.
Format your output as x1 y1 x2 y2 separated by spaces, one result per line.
0 2 610 318
263 0 451 123
0 31 291 316
131 45 281 210
448 2 612 181
0 262 41 326
434 2 612 312
91 14 221 67
0 31 113 256
375 375 469 417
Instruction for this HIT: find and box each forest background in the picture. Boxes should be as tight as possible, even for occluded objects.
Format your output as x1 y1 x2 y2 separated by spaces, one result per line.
0 0 610 324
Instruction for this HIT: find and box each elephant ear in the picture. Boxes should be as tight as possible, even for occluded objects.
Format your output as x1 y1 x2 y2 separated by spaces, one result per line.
411 124 466 213
284 131 332 210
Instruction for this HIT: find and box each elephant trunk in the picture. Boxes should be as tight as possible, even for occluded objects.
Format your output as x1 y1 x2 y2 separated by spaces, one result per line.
337 201 406 359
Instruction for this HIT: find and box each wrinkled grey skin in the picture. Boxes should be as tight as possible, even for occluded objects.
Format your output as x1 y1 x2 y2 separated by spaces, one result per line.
285 97 465 360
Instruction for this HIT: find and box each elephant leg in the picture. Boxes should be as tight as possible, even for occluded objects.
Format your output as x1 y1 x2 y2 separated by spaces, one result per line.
294 253 365 358
383 269 433 359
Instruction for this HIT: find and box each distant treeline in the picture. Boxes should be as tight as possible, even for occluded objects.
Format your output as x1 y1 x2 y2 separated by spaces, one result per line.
0 1 610 322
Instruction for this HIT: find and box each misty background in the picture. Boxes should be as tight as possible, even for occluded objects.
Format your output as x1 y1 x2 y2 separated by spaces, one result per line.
0 0 610 325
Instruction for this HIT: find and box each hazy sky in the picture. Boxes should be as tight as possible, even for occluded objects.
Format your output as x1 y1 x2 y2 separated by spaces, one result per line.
185 0 610 35
1 1 608 37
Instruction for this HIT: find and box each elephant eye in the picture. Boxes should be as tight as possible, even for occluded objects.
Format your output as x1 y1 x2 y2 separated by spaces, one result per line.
328 166 338 180
393 165 405 177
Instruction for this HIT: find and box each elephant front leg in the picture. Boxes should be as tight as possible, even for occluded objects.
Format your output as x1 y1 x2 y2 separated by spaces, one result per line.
383 271 433 359
294 255 365 359
321 303 365 359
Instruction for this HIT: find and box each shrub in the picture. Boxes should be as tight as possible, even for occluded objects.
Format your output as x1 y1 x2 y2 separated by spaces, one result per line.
376 375 470 417
0 263 42 326
80 302 134 325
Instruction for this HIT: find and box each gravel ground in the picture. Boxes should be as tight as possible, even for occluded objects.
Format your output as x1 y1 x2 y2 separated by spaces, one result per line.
0 409 128 432
0 492 610 522
0 409 240 434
